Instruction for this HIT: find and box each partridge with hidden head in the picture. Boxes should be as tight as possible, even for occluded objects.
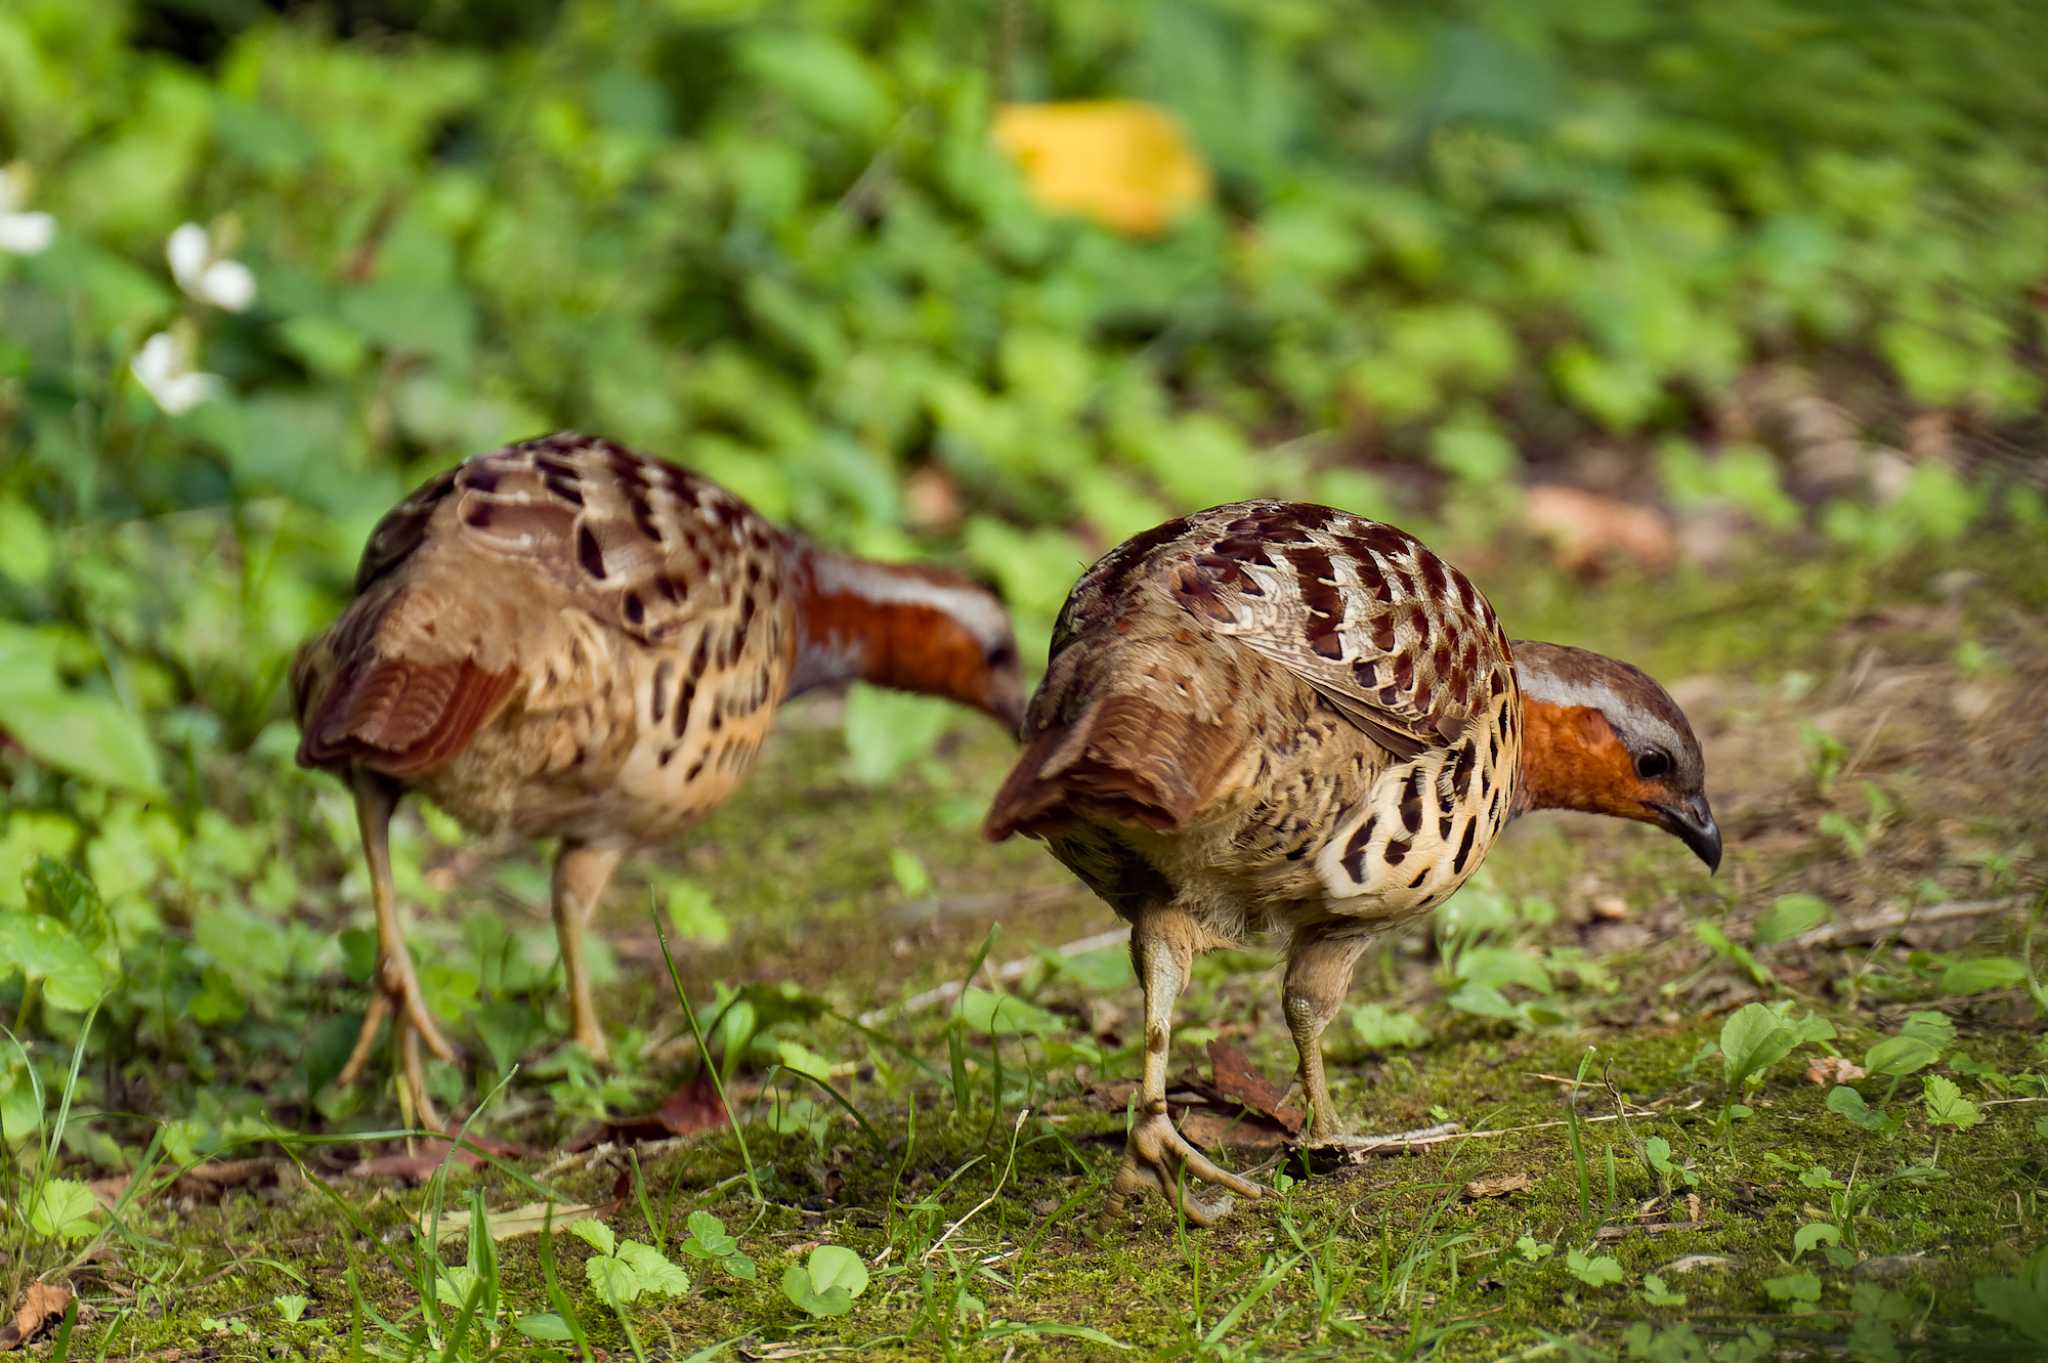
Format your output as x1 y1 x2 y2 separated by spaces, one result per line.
985 500 1718 1224
294 432 1024 1129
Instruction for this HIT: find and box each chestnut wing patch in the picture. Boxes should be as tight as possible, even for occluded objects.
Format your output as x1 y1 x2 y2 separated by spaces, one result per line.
1162 501 1508 760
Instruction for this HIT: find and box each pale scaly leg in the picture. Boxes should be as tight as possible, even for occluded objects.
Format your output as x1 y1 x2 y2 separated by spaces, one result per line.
552 840 624 1063
1282 932 1369 1146
335 771 457 1131
1111 905 1264 1226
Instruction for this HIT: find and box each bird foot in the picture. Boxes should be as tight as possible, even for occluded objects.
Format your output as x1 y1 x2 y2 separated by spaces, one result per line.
337 950 458 1131
569 1018 611 1067
1110 1111 1265 1227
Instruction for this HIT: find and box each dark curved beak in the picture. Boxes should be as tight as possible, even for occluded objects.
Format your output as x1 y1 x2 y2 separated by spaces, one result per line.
991 688 1028 740
1655 794 1722 873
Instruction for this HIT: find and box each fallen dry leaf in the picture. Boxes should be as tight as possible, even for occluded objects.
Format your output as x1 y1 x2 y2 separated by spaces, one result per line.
0 1283 72 1351
347 1136 520 1182
1207 1039 1304 1135
992 101 1211 235
425 1200 601 1244
91 1156 285 1208
1521 484 1677 577
1462 1171 1533 1200
569 1071 732 1151
1180 1109 1294 1152
1806 1056 1867 1086
904 467 963 531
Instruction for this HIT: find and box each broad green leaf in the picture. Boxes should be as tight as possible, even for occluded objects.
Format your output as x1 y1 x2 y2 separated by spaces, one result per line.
889 848 932 898
0 498 54 584
842 684 952 786
664 878 731 946
1865 1036 1941 1078
1696 921 1772 987
0 690 164 796
1923 1075 1982 1129
514 1314 574 1341
435 1266 479 1309
782 1262 853 1318
1351 1003 1430 1050
30 1178 99 1243
1939 957 2028 996
1765 1271 1823 1311
567 1218 615 1256
1641 1273 1687 1307
683 1210 736 1258
1566 1248 1624 1287
1754 894 1830 945
1900 1011 1957 1050
617 1240 690 1297
1453 946 1552 995
0 912 111 1011
956 987 1063 1038
1794 1222 1842 1257
1720 1003 1799 1088
585 1253 640 1305
806 1244 869 1299
1826 1085 1897 1134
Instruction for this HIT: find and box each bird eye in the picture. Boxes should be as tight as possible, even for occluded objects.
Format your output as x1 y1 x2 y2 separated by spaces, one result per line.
1636 750 1671 780
984 640 1016 669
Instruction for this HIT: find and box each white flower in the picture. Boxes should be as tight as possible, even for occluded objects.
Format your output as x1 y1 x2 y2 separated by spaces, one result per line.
0 164 55 256
131 329 225 414
166 222 255 311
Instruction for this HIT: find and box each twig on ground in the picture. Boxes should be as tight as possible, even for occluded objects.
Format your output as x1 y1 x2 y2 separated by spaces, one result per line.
925 1109 1030 1262
1314 1099 1708 1164
1793 896 2028 948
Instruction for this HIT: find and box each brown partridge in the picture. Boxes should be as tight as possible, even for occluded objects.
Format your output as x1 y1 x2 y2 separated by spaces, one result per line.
294 432 1024 1129
985 501 1718 1224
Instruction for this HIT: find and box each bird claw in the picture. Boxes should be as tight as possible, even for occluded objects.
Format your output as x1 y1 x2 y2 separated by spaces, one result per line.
336 951 457 1131
1110 1112 1264 1227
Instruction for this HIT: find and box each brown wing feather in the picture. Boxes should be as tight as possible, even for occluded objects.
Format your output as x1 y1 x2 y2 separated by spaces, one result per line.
298 433 798 782
1053 501 1511 758
985 694 1235 840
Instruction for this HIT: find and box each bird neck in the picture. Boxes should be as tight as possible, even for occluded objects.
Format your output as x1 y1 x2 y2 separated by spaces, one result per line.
1511 638 1646 820
1515 696 1637 819
789 546 988 704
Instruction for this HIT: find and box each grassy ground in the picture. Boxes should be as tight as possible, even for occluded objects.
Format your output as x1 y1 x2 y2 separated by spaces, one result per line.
18 530 2048 1361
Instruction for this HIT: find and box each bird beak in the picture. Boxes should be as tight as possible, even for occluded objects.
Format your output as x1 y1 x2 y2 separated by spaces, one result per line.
991 688 1028 739
1654 794 1722 873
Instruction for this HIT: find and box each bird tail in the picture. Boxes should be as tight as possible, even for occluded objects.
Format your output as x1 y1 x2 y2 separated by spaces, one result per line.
293 583 520 778
983 694 1231 841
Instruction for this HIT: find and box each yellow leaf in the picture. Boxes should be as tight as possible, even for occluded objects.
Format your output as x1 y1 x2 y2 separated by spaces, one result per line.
992 101 1211 236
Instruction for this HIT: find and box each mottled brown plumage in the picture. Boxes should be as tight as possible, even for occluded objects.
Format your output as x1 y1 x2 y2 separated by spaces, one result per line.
295 433 1023 1128
986 501 1718 1223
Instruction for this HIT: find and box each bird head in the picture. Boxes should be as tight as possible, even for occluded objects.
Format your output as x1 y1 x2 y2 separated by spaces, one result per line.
1511 641 1720 872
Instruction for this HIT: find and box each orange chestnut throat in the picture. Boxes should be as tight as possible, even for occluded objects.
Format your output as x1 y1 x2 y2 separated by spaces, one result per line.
790 547 1025 730
1517 699 1660 819
1511 640 1722 872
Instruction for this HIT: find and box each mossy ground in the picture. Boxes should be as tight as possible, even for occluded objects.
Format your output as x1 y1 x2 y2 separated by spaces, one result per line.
32 533 2048 1361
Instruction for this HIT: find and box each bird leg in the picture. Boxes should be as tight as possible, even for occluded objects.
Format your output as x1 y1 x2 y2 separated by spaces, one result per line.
335 772 458 1131
1111 906 1264 1226
552 840 623 1063
1282 933 1369 1146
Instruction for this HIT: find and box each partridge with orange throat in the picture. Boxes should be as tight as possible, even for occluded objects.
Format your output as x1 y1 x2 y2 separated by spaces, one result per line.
294 433 1024 1129
985 501 1718 1224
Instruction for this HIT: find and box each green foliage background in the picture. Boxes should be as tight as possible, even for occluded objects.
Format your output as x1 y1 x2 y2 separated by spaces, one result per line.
0 0 2044 1142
